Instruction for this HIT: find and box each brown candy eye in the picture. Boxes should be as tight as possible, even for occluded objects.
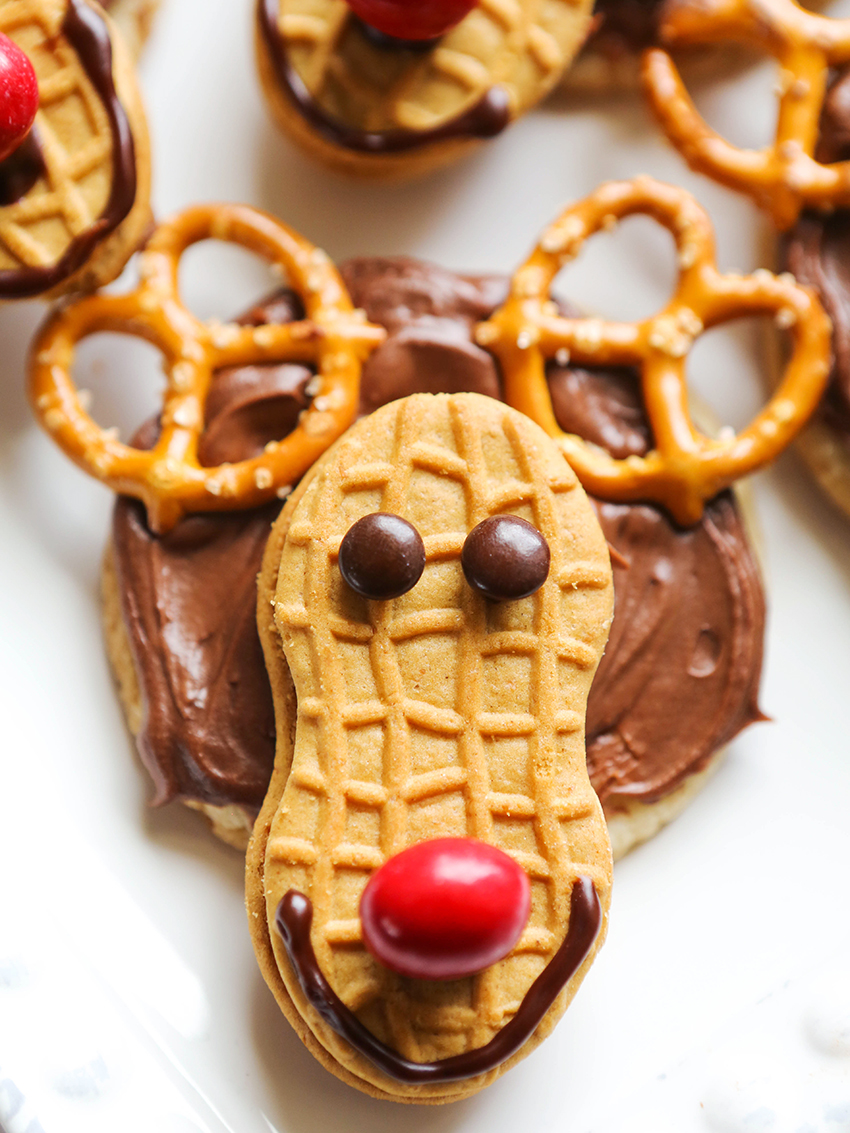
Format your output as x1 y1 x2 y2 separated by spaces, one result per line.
339 513 426 600
461 516 550 602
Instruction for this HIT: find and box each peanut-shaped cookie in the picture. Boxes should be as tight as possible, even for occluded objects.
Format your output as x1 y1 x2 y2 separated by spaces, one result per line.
246 392 614 1102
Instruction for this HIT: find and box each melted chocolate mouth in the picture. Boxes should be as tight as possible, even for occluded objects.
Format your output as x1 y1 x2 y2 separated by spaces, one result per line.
275 877 601 1084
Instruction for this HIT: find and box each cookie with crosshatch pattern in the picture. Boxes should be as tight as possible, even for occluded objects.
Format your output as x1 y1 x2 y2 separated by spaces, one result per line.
0 0 150 299
246 391 614 1101
255 0 595 180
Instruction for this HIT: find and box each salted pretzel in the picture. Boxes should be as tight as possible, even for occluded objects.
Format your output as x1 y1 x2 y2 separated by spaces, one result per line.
476 177 831 526
642 0 850 230
28 204 386 533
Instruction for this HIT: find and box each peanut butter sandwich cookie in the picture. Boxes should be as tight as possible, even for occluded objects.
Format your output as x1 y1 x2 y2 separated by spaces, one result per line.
0 0 150 300
246 391 614 1101
255 0 595 179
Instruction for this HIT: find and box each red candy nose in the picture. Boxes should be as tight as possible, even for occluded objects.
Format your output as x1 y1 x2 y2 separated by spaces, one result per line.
0 34 38 163
345 0 479 42
359 838 531 981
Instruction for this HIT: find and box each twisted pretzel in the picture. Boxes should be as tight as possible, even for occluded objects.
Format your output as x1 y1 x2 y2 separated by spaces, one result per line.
28 204 386 533
642 0 850 230
476 177 831 526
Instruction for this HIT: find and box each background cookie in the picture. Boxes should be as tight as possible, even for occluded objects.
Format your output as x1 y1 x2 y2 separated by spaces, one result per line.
561 0 754 95
255 0 595 179
0 0 151 299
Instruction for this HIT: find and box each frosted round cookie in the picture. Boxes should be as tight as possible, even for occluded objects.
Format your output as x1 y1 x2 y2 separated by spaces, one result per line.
99 258 767 858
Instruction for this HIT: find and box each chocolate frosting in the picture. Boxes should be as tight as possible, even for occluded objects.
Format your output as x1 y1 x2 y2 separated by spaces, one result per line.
580 0 664 64
256 0 510 155
112 293 309 809
0 133 46 208
592 0 662 48
111 256 765 815
275 877 600 1085
0 0 138 299
781 70 850 437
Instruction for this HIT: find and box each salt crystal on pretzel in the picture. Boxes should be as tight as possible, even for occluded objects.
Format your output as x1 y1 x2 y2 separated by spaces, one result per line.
642 0 850 230
27 203 386 533
477 177 832 526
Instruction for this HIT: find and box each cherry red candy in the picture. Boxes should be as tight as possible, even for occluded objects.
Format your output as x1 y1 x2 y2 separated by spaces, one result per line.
0 34 38 163
345 0 478 42
360 838 531 980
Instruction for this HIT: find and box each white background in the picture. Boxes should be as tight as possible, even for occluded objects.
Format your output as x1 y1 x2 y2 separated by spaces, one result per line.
1 0 850 1129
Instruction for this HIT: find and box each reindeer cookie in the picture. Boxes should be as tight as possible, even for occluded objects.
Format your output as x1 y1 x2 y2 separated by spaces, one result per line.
255 0 595 179
0 0 150 300
247 392 614 1101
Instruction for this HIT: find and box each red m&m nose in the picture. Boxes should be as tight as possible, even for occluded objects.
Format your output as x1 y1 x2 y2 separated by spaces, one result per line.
360 838 531 981
345 0 479 42
0 34 38 163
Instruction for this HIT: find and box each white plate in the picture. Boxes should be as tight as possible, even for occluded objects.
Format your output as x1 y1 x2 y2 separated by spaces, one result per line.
2 0 850 1129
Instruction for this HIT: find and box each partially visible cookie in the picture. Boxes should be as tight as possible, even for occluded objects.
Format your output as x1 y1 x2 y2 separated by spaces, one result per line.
105 0 160 59
562 0 753 95
255 0 595 179
0 0 151 300
247 391 614 1101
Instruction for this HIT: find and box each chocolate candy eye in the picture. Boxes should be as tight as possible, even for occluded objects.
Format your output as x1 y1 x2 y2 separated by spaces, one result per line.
461 516 550 602
339 513 426 599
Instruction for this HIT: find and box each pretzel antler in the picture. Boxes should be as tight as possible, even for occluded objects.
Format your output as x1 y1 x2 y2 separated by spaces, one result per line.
642 0 850 230
28 204 386 533
477 177 831 525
